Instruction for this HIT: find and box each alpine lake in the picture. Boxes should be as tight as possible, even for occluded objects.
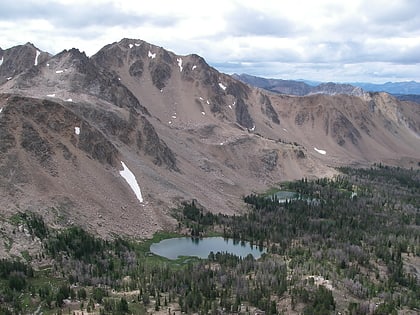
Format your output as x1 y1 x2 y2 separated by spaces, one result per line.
150 236 266 260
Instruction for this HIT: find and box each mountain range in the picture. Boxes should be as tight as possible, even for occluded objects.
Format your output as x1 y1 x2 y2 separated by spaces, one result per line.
233 73 420 101
0 39 419 257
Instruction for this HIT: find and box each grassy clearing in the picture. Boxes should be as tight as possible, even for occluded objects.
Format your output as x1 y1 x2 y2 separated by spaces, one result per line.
134 231 182 255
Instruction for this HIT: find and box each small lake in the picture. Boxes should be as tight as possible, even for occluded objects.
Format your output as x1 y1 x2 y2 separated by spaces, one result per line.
150 237 266 260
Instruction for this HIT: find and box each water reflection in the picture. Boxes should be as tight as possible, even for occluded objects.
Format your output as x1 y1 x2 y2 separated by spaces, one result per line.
150 236 266 260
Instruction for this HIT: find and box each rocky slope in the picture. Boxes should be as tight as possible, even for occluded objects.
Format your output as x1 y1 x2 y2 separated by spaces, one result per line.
0 39 419 257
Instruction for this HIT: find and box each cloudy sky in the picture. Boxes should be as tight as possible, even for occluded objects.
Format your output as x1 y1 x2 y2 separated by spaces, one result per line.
1 0 419 83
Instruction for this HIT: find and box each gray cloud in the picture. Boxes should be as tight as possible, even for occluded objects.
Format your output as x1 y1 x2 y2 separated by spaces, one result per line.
224 5 301 37
0 0 178 28
362 0 420 25
1 0 419 83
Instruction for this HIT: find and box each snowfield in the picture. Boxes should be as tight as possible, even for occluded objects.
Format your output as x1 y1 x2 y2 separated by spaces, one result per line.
177 58 183 72
314 147 327 155
119 161 143 203
34 50 40 66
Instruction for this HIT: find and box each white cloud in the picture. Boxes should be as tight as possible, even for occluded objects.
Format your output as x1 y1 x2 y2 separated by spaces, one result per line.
0 0 419 83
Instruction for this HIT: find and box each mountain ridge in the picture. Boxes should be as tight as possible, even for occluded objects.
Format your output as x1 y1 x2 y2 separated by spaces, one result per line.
233 73 420 101
0 38 419 253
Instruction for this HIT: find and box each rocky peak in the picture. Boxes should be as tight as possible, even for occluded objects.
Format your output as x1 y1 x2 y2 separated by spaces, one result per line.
4 46 148 114
310 82 365 97
0 43 50 84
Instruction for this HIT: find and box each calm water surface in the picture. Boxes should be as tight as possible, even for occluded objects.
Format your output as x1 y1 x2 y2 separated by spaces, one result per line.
150 237 266 260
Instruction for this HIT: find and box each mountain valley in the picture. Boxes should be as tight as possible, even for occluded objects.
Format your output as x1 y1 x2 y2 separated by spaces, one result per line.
0 38 419 315
1 39 419 243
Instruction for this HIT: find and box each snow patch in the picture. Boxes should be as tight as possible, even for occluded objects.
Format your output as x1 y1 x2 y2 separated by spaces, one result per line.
0 107 3 113
46 94 55 97
7 77 12 81
218 83 227 90
314 147 326 155
34 50 40 66
192 65 197 70
135 43 140 47
148 51 156 59
168 121 172 124
118 77 121 81
74 127 80 135
160 89 163 93
199 97 204 100
283 128 288 132
249 125 255 131
171 115 177 119
55 70 64 74
206 100 210 105
46 63 49 67
119 161 143 203
65 98 73 102
201 111 206 115
129 44 133 48
0 57 3 66
176 58 183 72
228 105 232 109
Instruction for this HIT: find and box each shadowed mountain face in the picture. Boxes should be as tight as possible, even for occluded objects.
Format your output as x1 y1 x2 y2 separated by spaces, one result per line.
0 38 419 245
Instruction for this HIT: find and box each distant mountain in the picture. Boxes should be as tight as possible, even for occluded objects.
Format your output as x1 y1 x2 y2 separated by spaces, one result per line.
232 73 364 96
233 73 420 103
352 81 420 95
393 94 420 103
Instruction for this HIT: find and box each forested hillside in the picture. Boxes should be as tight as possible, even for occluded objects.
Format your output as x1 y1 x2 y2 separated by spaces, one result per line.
0 166 419 314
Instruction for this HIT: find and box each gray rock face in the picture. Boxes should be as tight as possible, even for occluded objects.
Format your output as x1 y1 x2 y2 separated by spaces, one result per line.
21 121 55 172
76 105 178 171
149 61 172 90
0 109 16 155
234 98 254 129
129 60 144 78
0 43 49 83
332 112 361 146
137 116 178 171
66 49 148 113
259 93 280 124
77 125 118 166
3 96 119 166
